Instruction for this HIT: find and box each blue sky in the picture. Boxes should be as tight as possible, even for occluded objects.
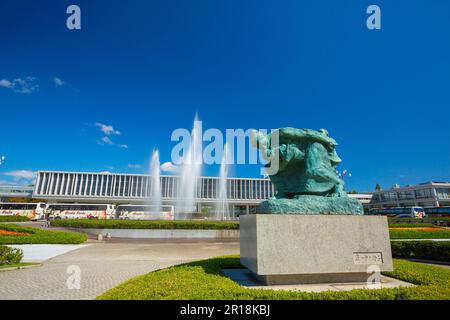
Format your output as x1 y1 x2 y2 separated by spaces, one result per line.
0 0 449 192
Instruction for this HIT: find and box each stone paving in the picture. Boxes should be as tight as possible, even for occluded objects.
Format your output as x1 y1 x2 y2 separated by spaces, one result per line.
0 240 239 300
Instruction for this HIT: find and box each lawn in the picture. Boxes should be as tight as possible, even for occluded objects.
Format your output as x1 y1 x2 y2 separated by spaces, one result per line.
389 228 450 240
0 216 31 223
0 224 87 244
97 257 450 300
50 219 240 230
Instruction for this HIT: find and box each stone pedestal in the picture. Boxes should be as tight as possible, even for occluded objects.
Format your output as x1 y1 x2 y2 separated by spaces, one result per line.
240 215 393 285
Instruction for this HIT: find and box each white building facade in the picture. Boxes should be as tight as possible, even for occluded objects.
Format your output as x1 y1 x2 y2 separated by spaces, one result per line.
369 182 450 209
33 171 276 216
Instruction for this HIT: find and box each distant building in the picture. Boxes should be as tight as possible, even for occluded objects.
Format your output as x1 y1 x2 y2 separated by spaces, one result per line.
369 182 450 209
0 185 34 201
28 170 373 216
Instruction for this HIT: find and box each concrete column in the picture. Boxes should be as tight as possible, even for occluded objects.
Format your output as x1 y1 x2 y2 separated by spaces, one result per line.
113 175 117 197
433 188 440 207
89 174 93 196
64 174 70 195
73 174 78 195
38 173 45 195
61 174 66 196
244 180 247 199
94 174 99 196
105 175 109 197
99 175 103 196
129 176 133 197
48 173 54 195
35 173 41 196
259 180 262 200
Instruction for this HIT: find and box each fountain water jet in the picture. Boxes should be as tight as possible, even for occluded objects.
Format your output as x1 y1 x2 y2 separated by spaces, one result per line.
175 115 203 220
215 143 230 220
149 149 162 214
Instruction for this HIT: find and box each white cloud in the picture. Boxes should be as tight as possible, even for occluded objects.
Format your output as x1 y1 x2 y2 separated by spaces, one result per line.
128 164 142 169
93 123 127 149
95 123 121 136
160 162 179 173
0 77 39 94
0 79 13 89
2 170 37 181
100 136 114 145
53 77 65 87
97 136 128 149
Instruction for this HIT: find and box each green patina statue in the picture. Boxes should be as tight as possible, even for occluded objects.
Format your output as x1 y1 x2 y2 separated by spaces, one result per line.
251 127 363 215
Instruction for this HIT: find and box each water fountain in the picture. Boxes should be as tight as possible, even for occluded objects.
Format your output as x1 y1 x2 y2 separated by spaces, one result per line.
149 149 162 214
215 143 230 220
175 115 203 219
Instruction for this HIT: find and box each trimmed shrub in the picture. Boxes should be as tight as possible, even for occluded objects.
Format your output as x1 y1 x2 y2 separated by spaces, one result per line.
97 257 450 300
389 223 436 228
391 241 450 262
0 245 23 265
0 216 30 222
51 219 240 230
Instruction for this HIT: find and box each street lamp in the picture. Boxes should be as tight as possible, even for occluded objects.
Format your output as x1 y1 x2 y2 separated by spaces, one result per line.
0 155 5 165
337 169 352 180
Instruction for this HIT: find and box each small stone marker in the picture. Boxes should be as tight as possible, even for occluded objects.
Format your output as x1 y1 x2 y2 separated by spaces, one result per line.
97 234 103 241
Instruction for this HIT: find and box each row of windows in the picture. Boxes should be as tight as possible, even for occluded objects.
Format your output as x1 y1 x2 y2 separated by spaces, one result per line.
371 187 450 203
35 172 275 200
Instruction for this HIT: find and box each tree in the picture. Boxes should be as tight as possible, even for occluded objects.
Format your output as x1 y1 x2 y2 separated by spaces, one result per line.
375 184 382 191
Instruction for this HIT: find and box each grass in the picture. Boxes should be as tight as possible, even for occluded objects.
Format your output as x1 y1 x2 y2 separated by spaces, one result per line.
0 216 31 223
50 219 240 230
389 223 437 228
389 217 450 222
0 262 39 270
390 228 450 240
0 224 88 244
97 256 450 300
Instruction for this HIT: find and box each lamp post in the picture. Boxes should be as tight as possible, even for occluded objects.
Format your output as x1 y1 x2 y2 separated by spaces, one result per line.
0 155 5 165
337 169 352 180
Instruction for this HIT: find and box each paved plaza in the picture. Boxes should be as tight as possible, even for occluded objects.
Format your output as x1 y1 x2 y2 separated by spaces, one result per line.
0 239 239 300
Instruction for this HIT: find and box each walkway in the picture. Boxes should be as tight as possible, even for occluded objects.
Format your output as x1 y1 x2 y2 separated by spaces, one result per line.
0 239 239 300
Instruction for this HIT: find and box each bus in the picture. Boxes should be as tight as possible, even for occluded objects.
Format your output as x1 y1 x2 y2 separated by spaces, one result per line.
47 204 115 220
116 205 175 221
424 206 450 217
0 202 48 220
368 207 426 218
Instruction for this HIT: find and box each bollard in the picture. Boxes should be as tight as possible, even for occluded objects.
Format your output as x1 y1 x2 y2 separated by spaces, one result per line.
97 234 103 241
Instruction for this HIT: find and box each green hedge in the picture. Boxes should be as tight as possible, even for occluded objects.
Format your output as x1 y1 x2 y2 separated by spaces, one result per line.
0 245 23 265
391 241 450 262
0 224 87 244
389 217 450 222
389 223 436 228
50 219 240 230
97 257 450 300
390 228 450 240
0 216 30 223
